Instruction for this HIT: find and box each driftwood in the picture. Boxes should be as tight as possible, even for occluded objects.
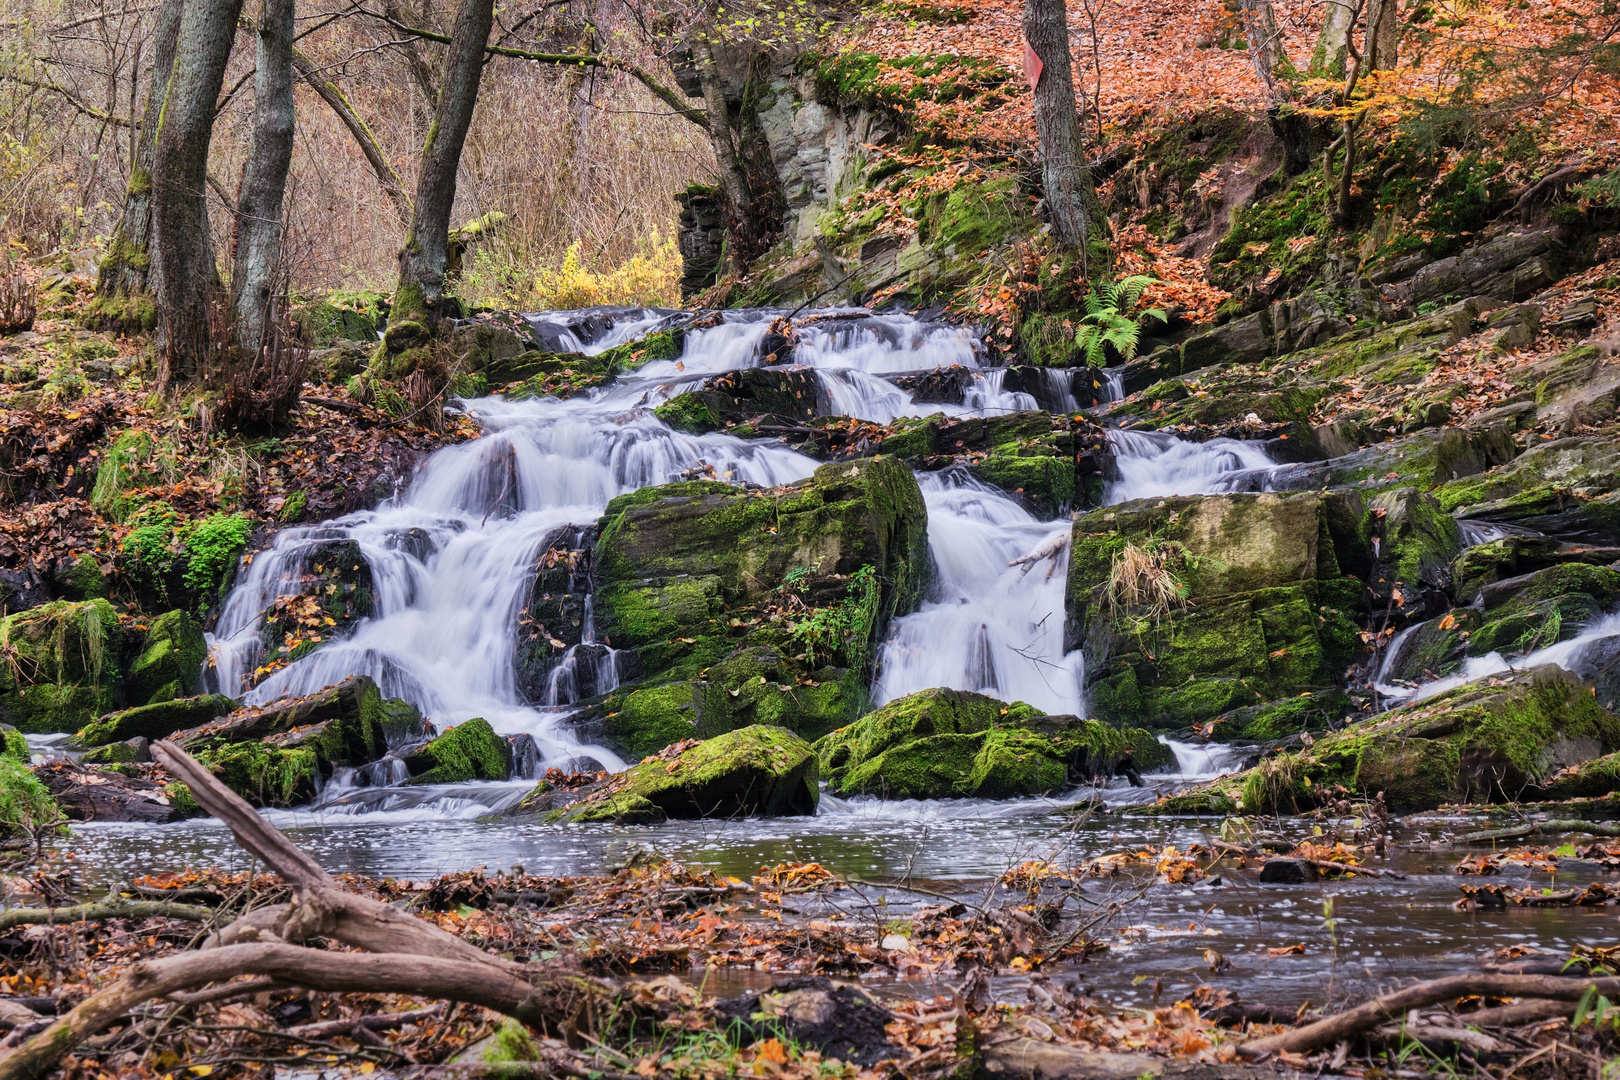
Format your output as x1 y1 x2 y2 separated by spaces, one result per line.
1461 819 1620 843
0 897 216 930
1240 974 1620 1057
0 743 615 1080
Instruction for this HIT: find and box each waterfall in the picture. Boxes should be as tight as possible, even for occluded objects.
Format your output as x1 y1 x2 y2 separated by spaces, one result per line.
205 306 1288 804
1378 611 1620 705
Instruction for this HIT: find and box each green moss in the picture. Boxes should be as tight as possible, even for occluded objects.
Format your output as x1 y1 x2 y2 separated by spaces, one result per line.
194 741 319 808
0 756 57 838
297 292 386 346
181 513 253 601
77 695 237 747
555 724 818 824
91 430 177 521
653 393 722 434
279 491 308 523
967 454 1075 518
128 610 208 704
403 717 510 785
606 683 700 760
82 739 145 764
1544 752 1620 800
0 599 123 733
1 726 28 762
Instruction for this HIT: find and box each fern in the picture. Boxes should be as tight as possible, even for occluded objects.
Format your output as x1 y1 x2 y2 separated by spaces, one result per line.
1073 274 1168 367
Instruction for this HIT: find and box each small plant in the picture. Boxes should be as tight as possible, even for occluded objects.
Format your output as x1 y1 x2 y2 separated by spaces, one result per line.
1072 274 1167 366
789 565 880 667
1104 541 1187 616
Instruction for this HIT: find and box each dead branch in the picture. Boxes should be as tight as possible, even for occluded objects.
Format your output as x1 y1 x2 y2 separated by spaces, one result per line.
1462 820 1620 843
1461 999 1576 1028
1240 975 1620 1057
0 743 619 1080
286 1003 442 1038
0 897 216 931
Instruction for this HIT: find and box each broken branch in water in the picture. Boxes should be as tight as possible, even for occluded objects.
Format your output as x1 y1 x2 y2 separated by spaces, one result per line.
0 743 617 1080
1240 974 1620 1057
1462 820 1620 843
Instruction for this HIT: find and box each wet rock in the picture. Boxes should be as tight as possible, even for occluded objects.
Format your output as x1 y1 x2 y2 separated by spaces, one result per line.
652 367 827 433
402 718 512 785
713 976 903 1066
0 599 124 733
1542 750 1620 800
1437 435 1620 543
1367 488 1461 616
78 694 238 747
1450 533 1620 607
126 610 208 704
590 458 929 755
889 365 975 405
815 687 1168 798
32 758 183 823
514 528 596 705
1257 858 1319 883
1264 422 1518 492
1205 665 1620 814
81 736 150 765
1067 492 1366 730
517 725 818 824
0 568 50 614
253 539 375 683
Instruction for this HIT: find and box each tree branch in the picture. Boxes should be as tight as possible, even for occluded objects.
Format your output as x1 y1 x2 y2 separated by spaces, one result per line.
352 4 708 128
0 73 136 127
0 897 216 931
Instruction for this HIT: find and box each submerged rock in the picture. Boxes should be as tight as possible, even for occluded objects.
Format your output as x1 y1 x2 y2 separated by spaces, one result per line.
516 725 818 824
814 688 1168 798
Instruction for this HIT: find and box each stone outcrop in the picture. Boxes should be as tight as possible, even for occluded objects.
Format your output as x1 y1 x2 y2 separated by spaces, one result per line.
1067 492 1366 730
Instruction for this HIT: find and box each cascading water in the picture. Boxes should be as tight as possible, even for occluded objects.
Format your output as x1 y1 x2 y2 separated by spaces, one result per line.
1378 611 1620 705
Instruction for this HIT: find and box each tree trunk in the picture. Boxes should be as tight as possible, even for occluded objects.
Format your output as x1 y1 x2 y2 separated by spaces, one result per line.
1022 0 1097 263
231 0 296 359
1309 0 1354 77
394 0 495 328
694 40 755 274
96 0 183 303
151 0 247 389
1365 0 1398 70
1238 0 1288 102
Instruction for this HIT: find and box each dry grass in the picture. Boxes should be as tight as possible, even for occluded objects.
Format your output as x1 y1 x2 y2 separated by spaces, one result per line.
1104 541 1186 616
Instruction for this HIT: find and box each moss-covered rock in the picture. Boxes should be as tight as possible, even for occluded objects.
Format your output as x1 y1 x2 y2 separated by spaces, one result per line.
1367 488 1461 611
1183 665 1620 814
522 725 819 824
78 694 237 747
0 599 123 733
90 429 177 521
1209 689 1353 741
814 688 1164 798
0 756 58 837
127 610 208 704
1435 435 1620 543
402 717 512 785
1 725 27 763
190 741 320 808
1067 492 1365 730
1542 751 1620 800
296 292 387 346
173 675 406 762
82 736 150 764
590 457 929 756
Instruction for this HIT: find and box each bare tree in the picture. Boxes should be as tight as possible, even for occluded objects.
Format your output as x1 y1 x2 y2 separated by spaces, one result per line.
231 0 297 358
1238 0 1289 102
1021 0 1098 262
694 40 757 273
94 0 183 306
393 0 497 329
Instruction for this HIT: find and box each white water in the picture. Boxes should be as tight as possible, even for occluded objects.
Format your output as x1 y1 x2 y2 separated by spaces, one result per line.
206 308 1283 810
1378 611 1620 704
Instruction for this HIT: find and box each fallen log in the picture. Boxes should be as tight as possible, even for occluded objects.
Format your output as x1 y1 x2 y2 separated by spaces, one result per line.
0 897 215 931
1461 999 1575 1028
1462 820 1620 843
1240 974 1620 1057
0 742 617 1080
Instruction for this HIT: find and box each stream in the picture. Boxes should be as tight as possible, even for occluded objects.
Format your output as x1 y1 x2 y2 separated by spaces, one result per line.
51 307 1620 1010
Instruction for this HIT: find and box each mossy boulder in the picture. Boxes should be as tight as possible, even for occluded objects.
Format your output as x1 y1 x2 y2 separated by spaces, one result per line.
522 725 819 824
296 292 386 346
78 694 238 747
0 756 58 837
1067 492 1365 730
189 741 321 808
1208 689 1353 741
127 610 208 704
402 717 512 785
1367 488 1461 612
1451 533 1620 607
1 724 27 762
0 599 124 733
82 736 150 765
1193 665 1620 814
1434 436 1620 544
650 368 826 432
590 457 929 755
814 688 1168 798
1542 751 1620 800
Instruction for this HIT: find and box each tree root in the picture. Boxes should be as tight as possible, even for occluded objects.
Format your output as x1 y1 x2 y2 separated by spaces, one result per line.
0 742 616 1080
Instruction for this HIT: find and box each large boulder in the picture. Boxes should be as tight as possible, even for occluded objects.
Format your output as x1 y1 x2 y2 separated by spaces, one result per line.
401 718 512 785
1175 665 1620 815
1435 435 1620 543
126 610 208 704
0 599 123 733
814 688 1169 798
1066 492 1365 730
517 725 818 824
78 694 238 747
588 458 929 756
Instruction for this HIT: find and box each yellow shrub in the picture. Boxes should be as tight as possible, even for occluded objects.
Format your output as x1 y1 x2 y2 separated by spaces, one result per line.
462 233 683 312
